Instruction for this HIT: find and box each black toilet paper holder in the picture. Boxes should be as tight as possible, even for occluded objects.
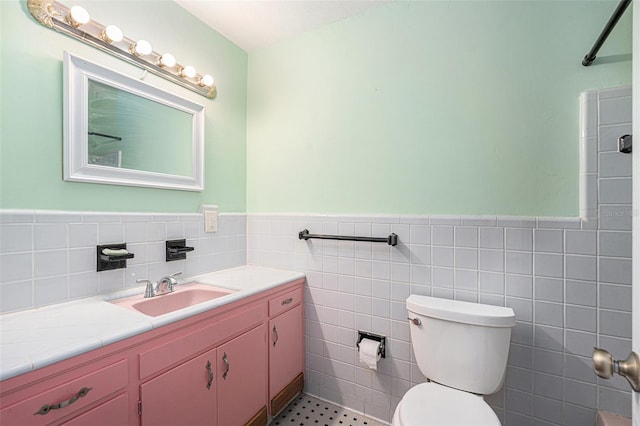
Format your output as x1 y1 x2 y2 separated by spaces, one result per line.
356 331 386 358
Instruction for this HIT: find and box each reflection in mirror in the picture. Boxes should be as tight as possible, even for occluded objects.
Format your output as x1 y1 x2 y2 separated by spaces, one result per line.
64 51 205 191
88 80 193 176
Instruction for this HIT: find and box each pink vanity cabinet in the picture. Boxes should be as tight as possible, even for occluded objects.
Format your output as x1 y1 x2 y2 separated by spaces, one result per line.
268 287 304 415
0 277 304 426
140 323 268 426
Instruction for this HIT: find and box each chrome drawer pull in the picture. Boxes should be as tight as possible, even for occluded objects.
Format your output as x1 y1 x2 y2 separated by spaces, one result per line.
281 297 293 306
206 360 214 390
34 387 92 415
222 352 230 380
273 325 279 347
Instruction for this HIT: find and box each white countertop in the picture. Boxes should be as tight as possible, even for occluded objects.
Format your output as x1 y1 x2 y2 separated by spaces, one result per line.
0 266 305 382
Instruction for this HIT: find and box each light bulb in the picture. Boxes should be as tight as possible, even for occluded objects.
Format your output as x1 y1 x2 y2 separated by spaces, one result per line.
130 40 152 56
180 65 196 79
198 74 214 87
68 5 90 27
158 53 176 68
101 25 123 44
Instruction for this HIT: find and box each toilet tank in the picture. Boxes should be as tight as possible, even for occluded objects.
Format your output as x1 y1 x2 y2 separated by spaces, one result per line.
407 295 515 395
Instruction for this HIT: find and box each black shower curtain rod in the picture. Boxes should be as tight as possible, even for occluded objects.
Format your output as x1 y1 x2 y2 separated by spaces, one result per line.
582 0 631 66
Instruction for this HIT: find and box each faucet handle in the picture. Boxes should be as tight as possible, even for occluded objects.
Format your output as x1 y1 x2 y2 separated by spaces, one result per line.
167 272 182 289
156 272 181 295
136 279 156 298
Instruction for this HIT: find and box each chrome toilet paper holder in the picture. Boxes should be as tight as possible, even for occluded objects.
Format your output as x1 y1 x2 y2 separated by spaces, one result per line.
356 331 386 358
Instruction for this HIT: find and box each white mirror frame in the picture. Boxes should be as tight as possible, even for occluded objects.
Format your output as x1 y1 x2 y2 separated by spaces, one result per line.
63 51 205 191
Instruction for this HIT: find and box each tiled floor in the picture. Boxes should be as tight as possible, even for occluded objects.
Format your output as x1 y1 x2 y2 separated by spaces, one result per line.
271 394 387 426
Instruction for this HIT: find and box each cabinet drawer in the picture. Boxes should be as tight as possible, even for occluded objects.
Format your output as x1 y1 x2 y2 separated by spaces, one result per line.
61 393 128 426
140 303 265 380
269 287 303 317
0 360 128 426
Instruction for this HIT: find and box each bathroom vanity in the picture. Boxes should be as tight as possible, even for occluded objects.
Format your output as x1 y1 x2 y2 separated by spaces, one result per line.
0 266 305 426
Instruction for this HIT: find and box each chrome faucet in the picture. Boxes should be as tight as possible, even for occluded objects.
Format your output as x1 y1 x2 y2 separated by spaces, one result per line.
137 272 182 298
157 272 182 295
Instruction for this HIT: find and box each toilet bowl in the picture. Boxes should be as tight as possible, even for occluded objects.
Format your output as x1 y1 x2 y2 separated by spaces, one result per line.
392 382 500 426
392 295 515 426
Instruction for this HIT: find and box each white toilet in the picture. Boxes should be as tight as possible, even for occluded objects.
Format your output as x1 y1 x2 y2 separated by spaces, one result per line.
392 295 516 426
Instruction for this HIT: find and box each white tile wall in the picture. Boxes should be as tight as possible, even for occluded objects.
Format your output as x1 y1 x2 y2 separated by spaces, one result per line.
580 86 632 224
0 211 246 313
244 87 633 425
246 211 632 424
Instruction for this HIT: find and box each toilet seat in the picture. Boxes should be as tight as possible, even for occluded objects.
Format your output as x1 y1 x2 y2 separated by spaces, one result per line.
393 382 501 426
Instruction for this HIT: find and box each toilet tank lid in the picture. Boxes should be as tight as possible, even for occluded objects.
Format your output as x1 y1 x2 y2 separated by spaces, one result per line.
407 295 515 327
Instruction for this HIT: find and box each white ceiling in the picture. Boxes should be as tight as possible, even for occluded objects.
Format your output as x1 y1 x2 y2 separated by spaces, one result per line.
175 0 390 51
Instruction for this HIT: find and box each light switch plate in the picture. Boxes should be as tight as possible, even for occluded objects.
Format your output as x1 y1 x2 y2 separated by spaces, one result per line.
204 210 218 233
200 204 219 233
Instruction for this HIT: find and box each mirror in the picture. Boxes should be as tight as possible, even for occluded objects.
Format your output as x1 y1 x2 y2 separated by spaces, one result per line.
63 51 205 191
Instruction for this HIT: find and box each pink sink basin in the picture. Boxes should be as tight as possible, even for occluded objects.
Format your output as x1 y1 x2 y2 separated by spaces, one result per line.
111 283 235 317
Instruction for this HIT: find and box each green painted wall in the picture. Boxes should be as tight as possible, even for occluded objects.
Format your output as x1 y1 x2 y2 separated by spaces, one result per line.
0 1 633 216
246 1 632 216
0 0 247 213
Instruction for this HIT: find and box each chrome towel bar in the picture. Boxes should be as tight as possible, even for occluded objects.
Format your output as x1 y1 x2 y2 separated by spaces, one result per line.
298 229 398 246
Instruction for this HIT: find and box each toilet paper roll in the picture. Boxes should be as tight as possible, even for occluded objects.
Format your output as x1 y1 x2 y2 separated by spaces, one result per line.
359 338 382 370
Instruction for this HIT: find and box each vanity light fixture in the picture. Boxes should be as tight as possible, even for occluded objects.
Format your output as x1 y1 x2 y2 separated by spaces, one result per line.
100 25 123 44
158 53 176 68
179 65 196 79
130 40 153 57
27 0 217 99
67 5 89 27
198 74 214 88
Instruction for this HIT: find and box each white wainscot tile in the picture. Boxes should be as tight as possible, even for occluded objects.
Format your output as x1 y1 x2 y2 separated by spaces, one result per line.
34 250 67 278
599 178 632 204
0 281 33 313
565 230 596 255
599 151 632 178
599 257 632 285
454 226 477 247
34 276 68 307
69 248 95 274
505 274 532 299
479 227 504 249
565 255 596 282
598 231 631 257
505 228 532 251
599 96 632 125
0 225 32 253
34 223 67 250
69 223 97 248
0 253 33 283
432 226 453 246
68 272 99 299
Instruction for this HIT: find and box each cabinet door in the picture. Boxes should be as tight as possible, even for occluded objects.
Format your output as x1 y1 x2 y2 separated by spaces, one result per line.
140 348 217 426
269 304 303 400
217 324 267 426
